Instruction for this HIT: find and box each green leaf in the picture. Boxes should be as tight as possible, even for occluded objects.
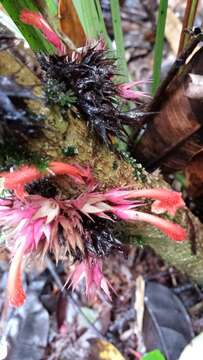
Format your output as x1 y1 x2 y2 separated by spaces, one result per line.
152 0 168 95
110 0 128 82
73 0 111 48
142 350 166 360
0 0 55 52
44 0 57 17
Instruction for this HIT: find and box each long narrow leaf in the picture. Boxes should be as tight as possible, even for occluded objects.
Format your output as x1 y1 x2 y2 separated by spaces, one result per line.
110 0 128 82
94 0 111 47
73 0 111 48
1 0 54 52
34 0 58 17
152 0 168 95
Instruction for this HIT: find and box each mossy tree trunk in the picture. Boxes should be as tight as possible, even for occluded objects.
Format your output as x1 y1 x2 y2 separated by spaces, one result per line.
1 49 203 284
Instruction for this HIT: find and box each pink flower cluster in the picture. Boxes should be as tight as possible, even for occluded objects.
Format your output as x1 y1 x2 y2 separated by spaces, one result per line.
0 163 186 308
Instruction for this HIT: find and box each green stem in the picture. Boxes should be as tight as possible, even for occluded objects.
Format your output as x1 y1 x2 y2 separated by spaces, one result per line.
188 0 199 26
110 0 129 82
184 0 199 51
152 0 168 96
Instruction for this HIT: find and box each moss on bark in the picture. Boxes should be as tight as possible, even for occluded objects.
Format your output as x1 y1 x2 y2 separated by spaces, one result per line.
1 49 203 284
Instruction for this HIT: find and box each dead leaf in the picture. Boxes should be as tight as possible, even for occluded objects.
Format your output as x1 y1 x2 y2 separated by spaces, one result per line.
165 7 182 55
89 339 126 360
143 282 194 360
133 47 203 173
58 0 86 47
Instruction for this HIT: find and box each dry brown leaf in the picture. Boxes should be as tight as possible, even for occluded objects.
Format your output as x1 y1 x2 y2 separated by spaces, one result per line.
165 7 182 55
58 0 86 47
134 47 203 173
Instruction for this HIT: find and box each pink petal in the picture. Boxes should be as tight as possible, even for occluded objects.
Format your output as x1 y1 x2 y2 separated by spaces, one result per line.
112 207 186 241
67 257 112 300
33 199 59 223
118 81 151 101
106 188 185 215
48 161 88 184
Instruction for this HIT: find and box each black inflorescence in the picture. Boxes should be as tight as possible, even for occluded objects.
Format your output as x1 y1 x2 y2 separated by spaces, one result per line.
83 217 127 259
39 45 147 145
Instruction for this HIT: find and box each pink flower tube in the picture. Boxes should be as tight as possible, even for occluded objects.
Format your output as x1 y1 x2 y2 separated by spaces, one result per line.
112 205 186 241
105 188 185 215
20 10 66 55
7 244 26 307
0 162 92 199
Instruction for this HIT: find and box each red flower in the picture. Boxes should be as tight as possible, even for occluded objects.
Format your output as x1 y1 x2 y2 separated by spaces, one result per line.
0 162 92 199
0 165 42 199
48 161 93 185
0 195 84 307
0 163 186 307
20 10 66 54
105 188 185 216
7 244 26 307
112 205 186 241
73 189 186 241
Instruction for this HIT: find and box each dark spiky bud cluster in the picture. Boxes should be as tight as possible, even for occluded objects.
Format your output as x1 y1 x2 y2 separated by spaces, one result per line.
84 218 126 258
0 75 43 143
74 217 127 262
25 177 58 198
39 45 147 145
54 214 127 263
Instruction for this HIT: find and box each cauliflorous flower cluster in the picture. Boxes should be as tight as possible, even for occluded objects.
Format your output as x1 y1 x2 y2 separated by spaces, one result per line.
20 10 151 145
1 11 186 308
0 163 186 307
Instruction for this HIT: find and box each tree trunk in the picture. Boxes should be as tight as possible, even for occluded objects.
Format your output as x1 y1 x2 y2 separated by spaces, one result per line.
1 49 203 284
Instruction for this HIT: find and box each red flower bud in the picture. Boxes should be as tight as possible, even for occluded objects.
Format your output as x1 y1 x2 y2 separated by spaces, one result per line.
20 10 66 54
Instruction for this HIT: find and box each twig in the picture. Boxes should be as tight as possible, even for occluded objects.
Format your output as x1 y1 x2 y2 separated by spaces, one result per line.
46 257 106 339
178 0 199 54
